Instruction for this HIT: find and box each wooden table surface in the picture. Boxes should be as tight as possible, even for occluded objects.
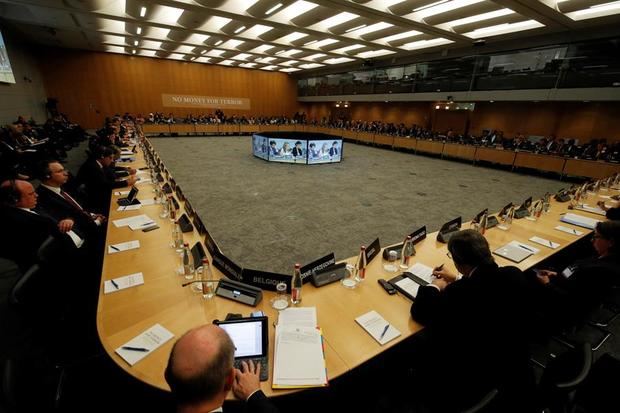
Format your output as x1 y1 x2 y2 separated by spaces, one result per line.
97 141 617 397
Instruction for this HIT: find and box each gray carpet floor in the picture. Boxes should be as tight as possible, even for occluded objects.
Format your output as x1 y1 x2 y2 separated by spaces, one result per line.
150 136 566 274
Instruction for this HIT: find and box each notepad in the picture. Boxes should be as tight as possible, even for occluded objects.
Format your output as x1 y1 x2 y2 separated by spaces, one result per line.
529 236 560 249
113 214 152 228
574 204 606 216
104 272 144 294
138 198 156 206
394 277 420 298
355 310 401 345
561 213 601 230
117 204 142 211
108 240 140 254
406 263 435 284
555 225 584 236
115 324 174 366
272 325 327 388
114 190 130 196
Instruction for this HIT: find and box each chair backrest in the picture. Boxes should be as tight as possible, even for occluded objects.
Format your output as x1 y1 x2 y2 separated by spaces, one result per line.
36 236 63 266
460 388 499 413
9 264 40 308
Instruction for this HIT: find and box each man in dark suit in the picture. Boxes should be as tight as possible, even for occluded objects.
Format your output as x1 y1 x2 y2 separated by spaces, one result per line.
36 160 106 240
77 146 137 214
0 179 81 272
291 141 304 157
596 200 620 220
329 141 339 157
165 324 279 413
410 230 535 412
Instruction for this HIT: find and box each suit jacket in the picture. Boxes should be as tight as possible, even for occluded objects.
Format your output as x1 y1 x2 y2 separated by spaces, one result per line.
606 207 620 221
77 159 128 214
410 263 534 405
36 185 99 237
291 147 303 157
329 147 338 156
245 390 279 413
0 206 73 272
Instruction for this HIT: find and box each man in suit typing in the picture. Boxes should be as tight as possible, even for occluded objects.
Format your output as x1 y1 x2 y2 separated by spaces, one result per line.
409 230 535 412
166 324 278 413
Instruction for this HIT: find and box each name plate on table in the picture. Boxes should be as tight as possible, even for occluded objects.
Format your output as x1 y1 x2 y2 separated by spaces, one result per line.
410 226 427 244
364 238 381 263
242 268 291 292
300 253 336 284
204 228 221 256
437 217 461 243
212 251 243 281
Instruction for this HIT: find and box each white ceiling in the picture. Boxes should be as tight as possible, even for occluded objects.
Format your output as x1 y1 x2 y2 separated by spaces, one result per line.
1 0 619 73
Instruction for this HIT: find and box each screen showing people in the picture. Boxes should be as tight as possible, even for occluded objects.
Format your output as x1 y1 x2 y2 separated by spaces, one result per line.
266 137 308 164
0 30 16 84
308 140 342 164
252 134 269 160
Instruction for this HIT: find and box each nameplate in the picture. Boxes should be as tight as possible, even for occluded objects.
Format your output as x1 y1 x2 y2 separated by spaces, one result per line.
409 226 427 245
169 178 177 191
439 216 461 233
193 215 206 235
472 208 488 224
365 238 381 263
184 200 194 218
191 242 206 267
212 251 243 281
175 186 184 202
204 228 220 256
242 268 291 292
300 253 336 284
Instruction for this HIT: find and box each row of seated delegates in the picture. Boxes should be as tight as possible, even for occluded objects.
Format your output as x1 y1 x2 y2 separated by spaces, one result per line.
77 146 137 215
597 200 620 220
0 114 87 181
165 325 279 413
530 221 620 333
409 230 537 412
92 114 143 150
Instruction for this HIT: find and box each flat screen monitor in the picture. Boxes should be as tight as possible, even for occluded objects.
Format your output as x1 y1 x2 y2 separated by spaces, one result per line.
267 137 307 164
252 134 269 160
308 139 342 164
0 30 16 84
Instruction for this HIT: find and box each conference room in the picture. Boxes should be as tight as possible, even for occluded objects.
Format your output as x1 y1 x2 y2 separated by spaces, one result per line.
1 1 620 412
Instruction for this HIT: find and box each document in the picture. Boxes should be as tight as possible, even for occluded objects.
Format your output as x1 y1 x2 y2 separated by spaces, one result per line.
355 310 401 346
104 272 145 294
272 325 327 388
108 240 140 254
406 263 435 284
561 213 601 230
394 277 420 299
574 204 606 216
508 240 540 254
115 324 174 366
128 218 157 231
278 307 317 328
117 204 141 212
138 198 156 206
135 178 152 185
113 214 152 228
529 236 560 249
555 225 584 236
114 190 130 196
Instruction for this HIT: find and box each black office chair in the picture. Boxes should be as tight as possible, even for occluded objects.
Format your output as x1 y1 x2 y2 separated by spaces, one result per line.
537 341 592 413
459 388 499 413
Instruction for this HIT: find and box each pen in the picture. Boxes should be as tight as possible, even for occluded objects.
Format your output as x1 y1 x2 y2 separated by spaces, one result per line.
548 240 553 247
518 244 535 253
110 245 120 251
121 346 149 352
110 279 119 289
572 229 578 235
379 324 389 340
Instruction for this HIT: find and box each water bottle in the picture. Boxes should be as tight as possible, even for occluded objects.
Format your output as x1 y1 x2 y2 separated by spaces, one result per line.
168 196 177 221
182 243 193 279
197 258 216 299
159 196 170 219
355 246 367 282
543 193 551 213
479 210 488 235
400 236 414 269
291 263 302 305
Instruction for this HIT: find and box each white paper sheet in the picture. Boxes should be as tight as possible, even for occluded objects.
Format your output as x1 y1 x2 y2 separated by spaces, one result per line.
278 307 317 328
117 204 142 212
115 324 174 366
561 213 601 230
555 225 584 236
108 240 140 254
138 198 156 206
273 325 327 387
529 236 560 249
104 272 145 294
508 240 540 254
406 263 435 284
355 310 401 345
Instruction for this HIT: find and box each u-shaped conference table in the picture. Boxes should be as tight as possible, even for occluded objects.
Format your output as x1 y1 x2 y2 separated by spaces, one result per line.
97 137 617 397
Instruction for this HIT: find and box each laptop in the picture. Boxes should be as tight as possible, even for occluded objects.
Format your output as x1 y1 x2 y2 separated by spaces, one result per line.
116 186 140 206
493 243 533 263
214 316 269 381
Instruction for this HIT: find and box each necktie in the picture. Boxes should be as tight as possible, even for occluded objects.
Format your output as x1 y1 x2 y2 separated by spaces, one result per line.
61 190 94 221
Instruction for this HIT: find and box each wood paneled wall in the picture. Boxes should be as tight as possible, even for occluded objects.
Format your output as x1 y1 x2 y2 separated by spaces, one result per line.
301 101 620 143
37 48 299 128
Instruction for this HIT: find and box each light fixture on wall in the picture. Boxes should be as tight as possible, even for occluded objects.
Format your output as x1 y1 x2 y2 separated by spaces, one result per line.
343 102 349 108
335 101 341 107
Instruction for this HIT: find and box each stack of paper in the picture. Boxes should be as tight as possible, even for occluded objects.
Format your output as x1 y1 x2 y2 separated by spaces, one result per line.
406 263 435 284
574 204 606 216
115 324 174 366
355 310 401 345
273 307 328 389
112 214 156 230
104 272 145 294
561 213 601 230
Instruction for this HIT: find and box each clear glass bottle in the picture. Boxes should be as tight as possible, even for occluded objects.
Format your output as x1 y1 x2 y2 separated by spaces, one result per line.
168 196 177 221
479 210 488 235
543 193 551 213
355 246 367 282
159 195 170 219
341 263 358 288
400 236 414 269
291 263 302 305
194 258 216 299
181 242 193 279
171 222 184 252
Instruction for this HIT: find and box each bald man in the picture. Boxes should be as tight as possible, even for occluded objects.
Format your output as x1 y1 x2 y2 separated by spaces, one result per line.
165 324 279 413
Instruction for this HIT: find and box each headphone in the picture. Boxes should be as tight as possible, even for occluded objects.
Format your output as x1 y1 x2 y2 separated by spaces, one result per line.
0 179 20 206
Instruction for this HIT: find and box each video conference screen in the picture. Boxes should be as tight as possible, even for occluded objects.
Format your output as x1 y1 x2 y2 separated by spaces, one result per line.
308 140 342 164
252 134 269 160
0 30 15 84
254 135 308 164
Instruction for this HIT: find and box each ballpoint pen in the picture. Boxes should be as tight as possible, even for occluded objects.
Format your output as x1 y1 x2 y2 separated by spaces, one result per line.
122 346 149 352
110 245 120 251
379 324 389 340
518 244 535 252
548 240 553 247
111 279 119 289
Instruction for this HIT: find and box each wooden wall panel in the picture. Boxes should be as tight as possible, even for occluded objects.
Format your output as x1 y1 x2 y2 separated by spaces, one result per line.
433 110 468 134
37 48 299 128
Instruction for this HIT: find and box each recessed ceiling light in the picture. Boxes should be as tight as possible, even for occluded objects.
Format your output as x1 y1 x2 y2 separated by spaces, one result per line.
132 49 136 54
140 6 147 17
134 40 138 46
414 0 484 19
234 26 246 34
136 27 142 35
414 0 449 12
304 40 317 46
266 3 283 15
321 12 359 29
214 40 223 46
435 105 440 109
345 24 367 33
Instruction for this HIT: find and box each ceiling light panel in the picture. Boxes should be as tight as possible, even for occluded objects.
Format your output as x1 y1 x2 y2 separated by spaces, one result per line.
218 60 236 66
173 45 194 54
249 44 276 54
463 19 544 38
303 53 327 60
141 40 163 49
256 57 277 63
438 8 515 29
221 39 245 49
185 34 210 45
277 32 309 43
309 38 339 48
400 37 453 50
271 1 319 21
315 12 359 29
239 63 258 68
203 16 233 32
323 57 356 64
276 49 303 57
139 50 157 57
149 6 185 25
243 24 274 37
280 60 300 66
195 57 211 63
381 29 422 44
298 63 325 69
356 49 396 58
330 44 365 54
231 53 252 61
565 1 620 20
345 22 393 36
144 27 171 40
206 49 227 57
168 53 185 60
105 45 125 53
412 0 485 19
280 67 302 72
260 65 279 70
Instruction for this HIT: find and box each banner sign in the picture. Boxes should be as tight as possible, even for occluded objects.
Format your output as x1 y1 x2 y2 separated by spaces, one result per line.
162 94 251 110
